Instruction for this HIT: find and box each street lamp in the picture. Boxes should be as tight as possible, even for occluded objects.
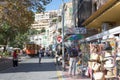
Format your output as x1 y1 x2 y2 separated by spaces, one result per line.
62 0 65 71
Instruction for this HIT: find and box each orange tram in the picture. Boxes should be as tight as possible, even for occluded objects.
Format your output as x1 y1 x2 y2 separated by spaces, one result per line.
25 42 40 57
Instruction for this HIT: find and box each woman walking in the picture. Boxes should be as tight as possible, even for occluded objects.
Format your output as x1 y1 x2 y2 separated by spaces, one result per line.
13 50 18 67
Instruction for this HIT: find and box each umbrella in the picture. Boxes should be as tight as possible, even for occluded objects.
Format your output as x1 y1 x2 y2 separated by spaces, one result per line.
68 34 83 41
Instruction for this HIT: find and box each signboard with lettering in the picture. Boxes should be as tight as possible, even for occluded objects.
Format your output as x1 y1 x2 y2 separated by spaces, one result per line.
65 27 87 34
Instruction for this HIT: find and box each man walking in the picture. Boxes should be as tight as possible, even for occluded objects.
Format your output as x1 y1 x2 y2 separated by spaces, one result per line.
39 48 43 64
68 44 78 77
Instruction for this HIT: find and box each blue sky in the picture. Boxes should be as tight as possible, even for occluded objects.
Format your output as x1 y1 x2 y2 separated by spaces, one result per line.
45 0 70 11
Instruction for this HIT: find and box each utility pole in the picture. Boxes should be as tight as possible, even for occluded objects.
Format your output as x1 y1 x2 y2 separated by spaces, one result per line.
62 0 65 71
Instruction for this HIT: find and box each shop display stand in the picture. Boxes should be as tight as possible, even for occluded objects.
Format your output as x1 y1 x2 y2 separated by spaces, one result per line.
80 27 120 80
80 42 90 77
104 38 118 80
88 43 105 80
88 40 118 80
116 36 120 80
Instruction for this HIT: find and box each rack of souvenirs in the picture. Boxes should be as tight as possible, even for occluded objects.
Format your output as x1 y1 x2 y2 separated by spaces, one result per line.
84 34 120 80
80 27 120 80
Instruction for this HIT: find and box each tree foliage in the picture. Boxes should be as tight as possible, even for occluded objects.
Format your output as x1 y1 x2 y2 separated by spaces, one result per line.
0 0 52 33
0 0 52 48
9 33 29 49
0 22 16 45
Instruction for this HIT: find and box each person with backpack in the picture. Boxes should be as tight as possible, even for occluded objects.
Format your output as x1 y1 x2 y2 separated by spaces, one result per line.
68 44 78 77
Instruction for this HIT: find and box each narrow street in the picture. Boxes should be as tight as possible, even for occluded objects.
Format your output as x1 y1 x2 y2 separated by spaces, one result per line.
0 57 62 80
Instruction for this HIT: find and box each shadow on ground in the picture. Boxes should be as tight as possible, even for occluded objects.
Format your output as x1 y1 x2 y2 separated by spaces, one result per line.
0 60 57 73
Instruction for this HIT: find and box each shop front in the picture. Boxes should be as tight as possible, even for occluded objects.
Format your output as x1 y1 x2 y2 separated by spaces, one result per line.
76 0 120 79
80 26 120 80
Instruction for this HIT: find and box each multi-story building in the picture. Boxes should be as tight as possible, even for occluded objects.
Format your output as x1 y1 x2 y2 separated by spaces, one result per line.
31 12 50 31
64 2 72 28
30 10 59 47
72 0 78 27
78 1 120 79
72 0 120 38
77 0 98 37
82 0 120 34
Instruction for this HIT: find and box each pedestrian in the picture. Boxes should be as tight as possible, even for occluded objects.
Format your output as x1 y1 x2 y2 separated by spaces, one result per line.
13 50 18 67
46 48 50 57
68 44 78 77
39 48 43 63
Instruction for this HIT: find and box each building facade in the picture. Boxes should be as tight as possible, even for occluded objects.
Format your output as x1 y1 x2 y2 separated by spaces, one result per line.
30 10 59 47
82 0 120 33
72 0 120 38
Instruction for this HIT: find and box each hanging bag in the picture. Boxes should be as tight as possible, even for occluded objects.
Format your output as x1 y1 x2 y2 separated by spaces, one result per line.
92 62 101 71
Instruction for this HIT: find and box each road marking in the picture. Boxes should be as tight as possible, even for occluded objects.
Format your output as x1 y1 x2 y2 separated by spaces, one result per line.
57 70 63 80
55 58 65 80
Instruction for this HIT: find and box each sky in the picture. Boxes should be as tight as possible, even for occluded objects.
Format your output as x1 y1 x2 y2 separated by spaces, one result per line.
45 0 70 11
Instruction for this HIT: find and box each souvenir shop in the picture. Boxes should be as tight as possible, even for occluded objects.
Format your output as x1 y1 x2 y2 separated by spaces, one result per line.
80 26 120 80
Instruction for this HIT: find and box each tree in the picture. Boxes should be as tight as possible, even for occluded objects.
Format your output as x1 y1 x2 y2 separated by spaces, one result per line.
9 33 29 49
0 22 16 45
0 0 52 33
0 0 52 51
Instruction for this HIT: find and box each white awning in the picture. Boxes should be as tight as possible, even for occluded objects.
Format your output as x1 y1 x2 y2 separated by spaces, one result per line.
81 26 120 42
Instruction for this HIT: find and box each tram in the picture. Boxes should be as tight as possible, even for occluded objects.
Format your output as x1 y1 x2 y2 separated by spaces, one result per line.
25 42 40 56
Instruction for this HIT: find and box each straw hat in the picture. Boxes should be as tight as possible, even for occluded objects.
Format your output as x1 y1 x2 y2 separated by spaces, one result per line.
90 53 99 60
116 52 120 56
116 57 120 61
104 57 114 68
104 51 112 58
105 70 114 78
92 62 101 71
116 37 120 41
108 34 114 39
102 35 108 40
93 72 104 80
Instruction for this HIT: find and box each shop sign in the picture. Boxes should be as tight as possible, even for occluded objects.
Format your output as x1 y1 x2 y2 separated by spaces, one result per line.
76 27 87 34
65 27 86 34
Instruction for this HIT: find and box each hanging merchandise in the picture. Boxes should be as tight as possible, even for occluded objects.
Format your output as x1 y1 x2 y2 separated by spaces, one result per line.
90 53 99 61
116 61 120 76
116 39 120 77
93 72 104 80
88 44 104 80
103 42 112 51
116 45 120 60
104 51 113 57
104 57 114 68
92 62 101 71
88 39 117 79
81 27 120 79
103 36 117 79
105 70 115 78
108 34 115 39
110 41 116 48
